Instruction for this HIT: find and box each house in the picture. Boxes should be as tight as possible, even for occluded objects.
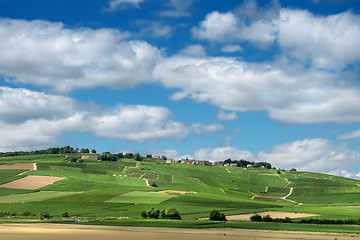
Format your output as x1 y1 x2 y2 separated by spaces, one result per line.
246 164 253 168
153 155 160 159
230 163 237 167
216 163 224 166
166 159 172 164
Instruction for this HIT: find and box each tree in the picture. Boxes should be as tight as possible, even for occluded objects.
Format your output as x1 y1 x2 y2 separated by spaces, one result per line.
80 148 90 153
250 214 262 222
91 149 97 153
146 154 152 158
40 211 52 220
134 152 142 161
209 210 226 221
163 207 181 220
125 153 133 159
161 155 167 160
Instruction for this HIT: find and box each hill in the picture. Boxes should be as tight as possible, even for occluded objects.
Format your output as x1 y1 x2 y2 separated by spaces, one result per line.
1 153 360 232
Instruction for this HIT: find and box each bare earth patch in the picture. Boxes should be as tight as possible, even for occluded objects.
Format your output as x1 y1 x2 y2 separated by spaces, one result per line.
0 163 37 171
156 190 197 194
226 211 320 221
0 175 65 190
0 223 358 240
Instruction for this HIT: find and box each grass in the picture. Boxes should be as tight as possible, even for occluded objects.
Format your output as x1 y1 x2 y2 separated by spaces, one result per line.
106 191 177 204
0 191 82 203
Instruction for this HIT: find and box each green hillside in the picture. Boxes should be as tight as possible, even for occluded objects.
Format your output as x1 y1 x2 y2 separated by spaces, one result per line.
1 153 360 231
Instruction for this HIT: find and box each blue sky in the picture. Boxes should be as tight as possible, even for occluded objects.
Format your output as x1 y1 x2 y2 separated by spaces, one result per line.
1 0 360 178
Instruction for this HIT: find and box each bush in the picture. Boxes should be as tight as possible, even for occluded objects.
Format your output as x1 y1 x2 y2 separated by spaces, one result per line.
62 212 70 218
140 207 181 220
40 211 52 220
250 214 263 222
141 210 148 219
262 215 273 222
21 211 32 217
163 207 181 220
209 210 227 221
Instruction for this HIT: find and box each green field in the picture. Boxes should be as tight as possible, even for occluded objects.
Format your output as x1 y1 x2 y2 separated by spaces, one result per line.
1 154 360 233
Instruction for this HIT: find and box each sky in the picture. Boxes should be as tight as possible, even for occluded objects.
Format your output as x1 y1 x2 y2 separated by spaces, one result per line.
1 0 360 178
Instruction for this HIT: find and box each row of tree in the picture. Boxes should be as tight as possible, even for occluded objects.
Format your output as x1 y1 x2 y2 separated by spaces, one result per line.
0 146 96 157
221 159 272 169
141 207 181 220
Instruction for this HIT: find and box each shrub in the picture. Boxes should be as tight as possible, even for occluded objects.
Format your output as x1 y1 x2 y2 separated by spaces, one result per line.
209 210 227 221
163 207 181 220
262 215 273 222
40 211 52 220
250 214 263 222
21 211 32 217
62 212 70 218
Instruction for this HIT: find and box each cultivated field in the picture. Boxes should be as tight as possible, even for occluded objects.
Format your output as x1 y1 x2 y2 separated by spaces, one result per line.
1 154 360 234
0 175 65 190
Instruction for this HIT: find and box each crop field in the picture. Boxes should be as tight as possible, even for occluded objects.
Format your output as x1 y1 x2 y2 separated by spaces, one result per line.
1 154 360 233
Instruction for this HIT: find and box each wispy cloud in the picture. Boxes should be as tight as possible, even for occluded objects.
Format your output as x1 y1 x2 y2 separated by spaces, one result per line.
103 0 145 12
159 0 193 18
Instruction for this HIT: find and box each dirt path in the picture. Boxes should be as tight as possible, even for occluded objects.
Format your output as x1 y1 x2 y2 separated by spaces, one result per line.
251 187 296 203
0 223 358 240
219 188 226 195
144 178 153 188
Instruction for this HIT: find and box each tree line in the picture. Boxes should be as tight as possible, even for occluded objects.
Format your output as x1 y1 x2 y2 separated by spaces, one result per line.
220 159 272 169
0 146 96 157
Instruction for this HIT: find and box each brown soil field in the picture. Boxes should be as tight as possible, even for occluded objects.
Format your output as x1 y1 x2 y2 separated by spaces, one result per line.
0 175 65 190
226 211 320 221
156 190 197 194
1 223 359 240
0 163 37 170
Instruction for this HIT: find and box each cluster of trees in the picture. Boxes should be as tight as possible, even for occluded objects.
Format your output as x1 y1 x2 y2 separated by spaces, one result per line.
298 218 360 225
250 214 292 223
209 210 227 221
250 214 360 225
141 207 181 220
222 159 272 169
0 146 97 157
98 152 143 161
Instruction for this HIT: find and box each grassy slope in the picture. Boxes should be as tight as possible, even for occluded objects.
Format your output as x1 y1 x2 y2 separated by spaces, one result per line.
1 154 360 233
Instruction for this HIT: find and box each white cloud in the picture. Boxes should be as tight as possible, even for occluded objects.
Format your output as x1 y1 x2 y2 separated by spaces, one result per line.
159 0 193 18
192 0 279 47
149 149 180 159
137 21 172 38
258 138 360 173
155 55 360 124
191 123 223 135
216 111 238 121
178 45 207 57
0 87 189 151
221 45 242 53
104 0 144 11
192 11 239 42
0 18 161 92
338 129 360 139
278 9 360 70
89 105 189 142
0 87 77 123
190 138 360 177
193 146 254 162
